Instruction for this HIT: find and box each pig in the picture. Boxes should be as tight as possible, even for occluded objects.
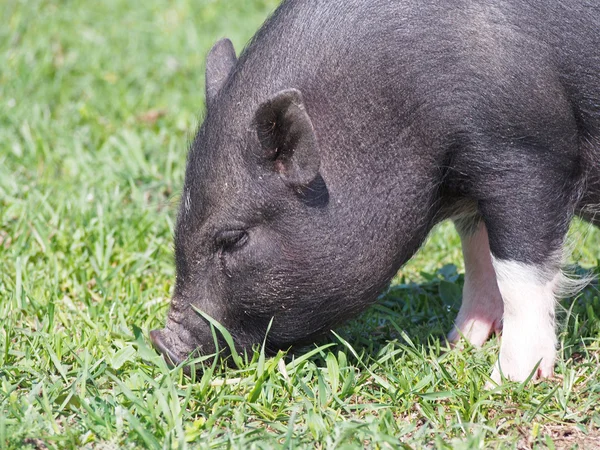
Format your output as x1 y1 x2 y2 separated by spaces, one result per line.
150 0 600 384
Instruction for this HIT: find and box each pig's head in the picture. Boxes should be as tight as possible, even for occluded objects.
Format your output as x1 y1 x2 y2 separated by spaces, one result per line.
150 39 411 366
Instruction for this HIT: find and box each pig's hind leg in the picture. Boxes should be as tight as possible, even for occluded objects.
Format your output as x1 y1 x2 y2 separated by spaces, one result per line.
448 217 504 347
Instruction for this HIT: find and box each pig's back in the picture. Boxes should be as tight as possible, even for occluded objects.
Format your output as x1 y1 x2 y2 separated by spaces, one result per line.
234 0 598 136
227 0 600 201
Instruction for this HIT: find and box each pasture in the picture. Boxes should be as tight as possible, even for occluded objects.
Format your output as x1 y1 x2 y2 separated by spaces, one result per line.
1 0 600 448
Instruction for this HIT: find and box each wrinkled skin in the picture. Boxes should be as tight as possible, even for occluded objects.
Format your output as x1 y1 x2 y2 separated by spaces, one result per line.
151 0 600 370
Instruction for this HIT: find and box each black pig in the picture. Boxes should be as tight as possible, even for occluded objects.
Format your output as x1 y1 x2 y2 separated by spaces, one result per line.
151 0 600 383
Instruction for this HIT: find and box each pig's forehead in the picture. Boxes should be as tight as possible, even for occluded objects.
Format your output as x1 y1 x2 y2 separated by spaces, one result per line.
188 125 249 184
182 127 257 216
191 107 254 166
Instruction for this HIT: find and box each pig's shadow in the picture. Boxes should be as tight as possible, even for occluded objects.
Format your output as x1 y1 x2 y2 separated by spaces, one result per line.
292 263 599 363
290 264 464 360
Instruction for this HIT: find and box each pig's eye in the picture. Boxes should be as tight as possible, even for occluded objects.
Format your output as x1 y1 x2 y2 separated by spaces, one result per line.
215 230 248 252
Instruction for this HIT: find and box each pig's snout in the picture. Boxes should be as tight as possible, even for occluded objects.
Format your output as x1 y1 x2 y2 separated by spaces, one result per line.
149 328 184 367
150 307 221 369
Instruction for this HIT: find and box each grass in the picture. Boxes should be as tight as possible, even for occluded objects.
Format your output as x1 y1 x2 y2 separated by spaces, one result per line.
1 0 600 448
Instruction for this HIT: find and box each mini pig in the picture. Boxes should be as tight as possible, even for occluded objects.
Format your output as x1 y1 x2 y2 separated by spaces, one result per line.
151 0 600 383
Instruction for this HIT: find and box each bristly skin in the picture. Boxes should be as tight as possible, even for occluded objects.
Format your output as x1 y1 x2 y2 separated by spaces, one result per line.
151 0 600 381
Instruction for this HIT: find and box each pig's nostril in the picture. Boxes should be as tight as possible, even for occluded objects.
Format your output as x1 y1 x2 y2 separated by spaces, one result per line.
149 329 181 367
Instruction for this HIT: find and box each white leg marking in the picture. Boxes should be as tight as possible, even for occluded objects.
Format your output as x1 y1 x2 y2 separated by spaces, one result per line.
448 222 503 347
490 259 560 383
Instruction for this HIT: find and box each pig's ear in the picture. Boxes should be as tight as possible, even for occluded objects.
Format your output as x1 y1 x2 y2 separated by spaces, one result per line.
254 89 320 187
205 38 237 104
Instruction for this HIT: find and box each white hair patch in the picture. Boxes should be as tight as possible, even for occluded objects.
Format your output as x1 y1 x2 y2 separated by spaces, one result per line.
490 258 561 383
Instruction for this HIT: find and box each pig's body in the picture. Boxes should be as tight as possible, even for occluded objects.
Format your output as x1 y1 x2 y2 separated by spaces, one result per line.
151 0 600 383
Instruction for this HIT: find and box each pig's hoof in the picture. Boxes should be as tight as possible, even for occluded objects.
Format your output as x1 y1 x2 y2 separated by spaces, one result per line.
447 295 503 348
487 341 556 386
447 316 502 348
447 277 504 348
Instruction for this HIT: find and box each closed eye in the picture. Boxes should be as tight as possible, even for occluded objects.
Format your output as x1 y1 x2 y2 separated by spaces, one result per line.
215 230 248 252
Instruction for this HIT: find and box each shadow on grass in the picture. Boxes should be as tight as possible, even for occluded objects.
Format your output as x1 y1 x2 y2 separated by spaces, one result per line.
295 262 600 369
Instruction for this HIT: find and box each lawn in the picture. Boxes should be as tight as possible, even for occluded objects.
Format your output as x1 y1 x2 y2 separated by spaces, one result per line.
1 0 600 448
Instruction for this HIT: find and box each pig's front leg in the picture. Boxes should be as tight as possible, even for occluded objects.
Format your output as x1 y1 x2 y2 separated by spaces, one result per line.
478 178 575 383
448 218 504 347
489 259 561 383
450 215 564 383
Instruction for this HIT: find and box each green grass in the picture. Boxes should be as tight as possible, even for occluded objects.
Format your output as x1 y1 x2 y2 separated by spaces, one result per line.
2 0 600 448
